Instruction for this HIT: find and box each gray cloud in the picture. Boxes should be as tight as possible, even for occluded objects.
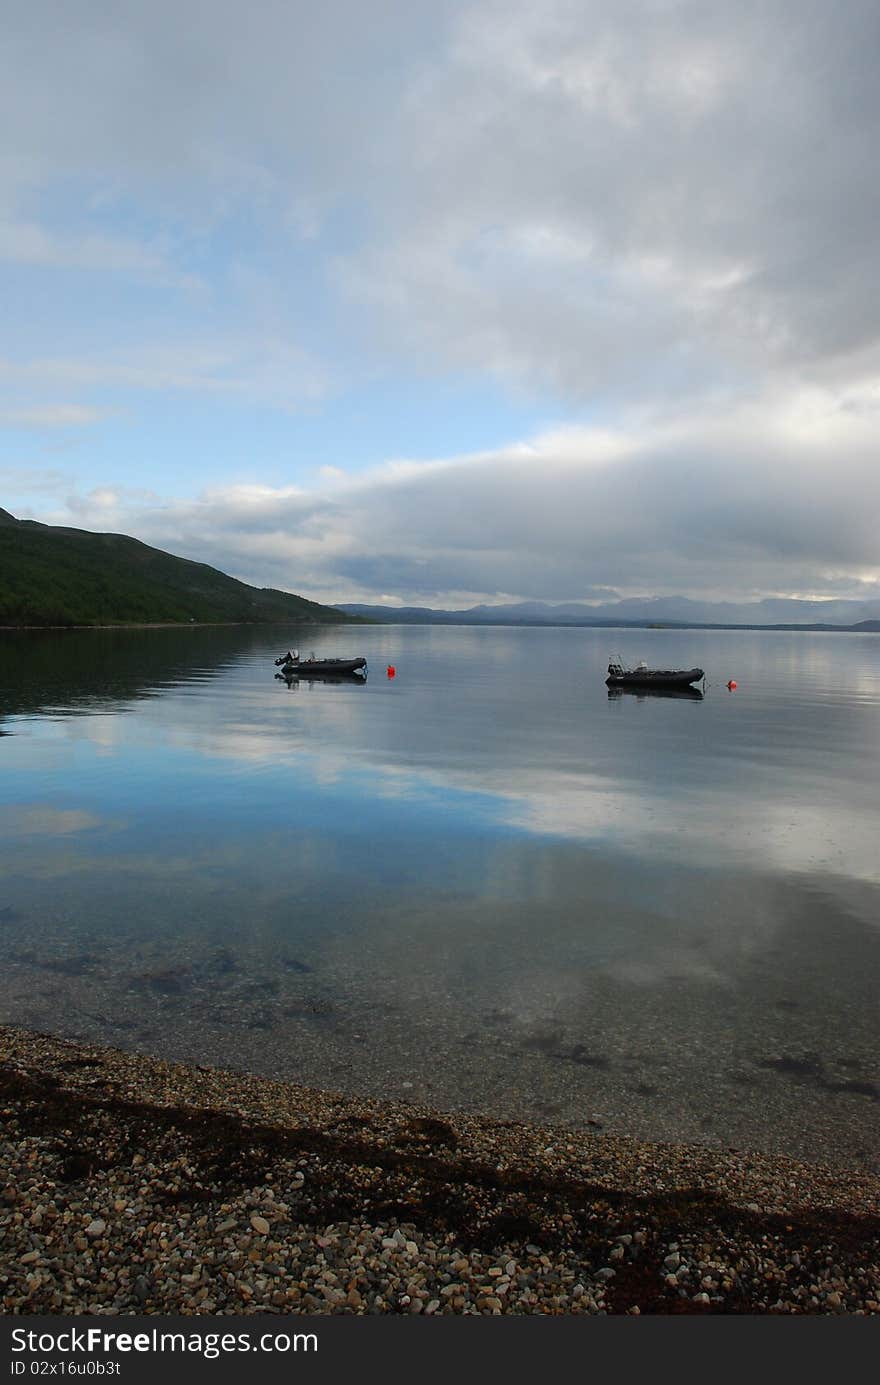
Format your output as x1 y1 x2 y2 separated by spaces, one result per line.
336 0 880 397
53 391 880 606
0 2 457 200
5 2 880 605
5 1 880 398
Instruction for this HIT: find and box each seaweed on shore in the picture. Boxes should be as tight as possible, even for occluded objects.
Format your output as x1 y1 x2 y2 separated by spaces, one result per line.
2 1027 879 1315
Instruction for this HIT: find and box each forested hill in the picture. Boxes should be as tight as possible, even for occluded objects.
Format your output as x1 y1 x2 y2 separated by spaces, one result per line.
0 508 349 627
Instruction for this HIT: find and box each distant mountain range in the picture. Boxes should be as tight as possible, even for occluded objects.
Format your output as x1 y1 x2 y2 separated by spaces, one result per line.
340 597 880 632
0 508 350 627
4 503 876 632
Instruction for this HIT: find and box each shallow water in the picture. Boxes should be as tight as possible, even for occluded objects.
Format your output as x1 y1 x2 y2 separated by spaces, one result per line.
1 623 878 1168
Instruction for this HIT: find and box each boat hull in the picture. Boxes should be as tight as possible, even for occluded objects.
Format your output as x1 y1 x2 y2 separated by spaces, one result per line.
606 667 704 688
276 657 366 676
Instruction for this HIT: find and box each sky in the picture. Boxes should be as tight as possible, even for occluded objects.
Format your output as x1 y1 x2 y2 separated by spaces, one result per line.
2 0 880 610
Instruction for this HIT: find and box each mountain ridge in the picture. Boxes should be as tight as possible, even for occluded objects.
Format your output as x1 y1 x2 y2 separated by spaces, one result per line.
0 509 352 627
340 598 880 633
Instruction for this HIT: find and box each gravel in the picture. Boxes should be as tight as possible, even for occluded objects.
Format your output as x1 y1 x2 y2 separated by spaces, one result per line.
1 1024 878 1315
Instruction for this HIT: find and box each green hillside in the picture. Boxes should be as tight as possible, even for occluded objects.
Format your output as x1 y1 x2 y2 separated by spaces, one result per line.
0 508 350 627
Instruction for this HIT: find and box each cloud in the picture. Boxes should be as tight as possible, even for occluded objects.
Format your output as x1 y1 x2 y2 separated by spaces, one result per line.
0 338 328 408
336 0 880 399
0 404 117 428
5 1 880 406
47 384 880 605
3 3 880 606
0 220 198 288
0 1 457 212
0 463 74 493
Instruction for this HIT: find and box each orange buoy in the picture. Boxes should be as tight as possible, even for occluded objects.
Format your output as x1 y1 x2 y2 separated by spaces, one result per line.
727 679 737 690
386 665 396 678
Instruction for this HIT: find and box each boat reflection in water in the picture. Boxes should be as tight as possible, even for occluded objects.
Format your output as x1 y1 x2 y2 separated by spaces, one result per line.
607 684 703 701
274 669 367 690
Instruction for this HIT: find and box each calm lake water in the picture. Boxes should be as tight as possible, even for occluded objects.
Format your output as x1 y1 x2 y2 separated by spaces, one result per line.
1 623 878 1169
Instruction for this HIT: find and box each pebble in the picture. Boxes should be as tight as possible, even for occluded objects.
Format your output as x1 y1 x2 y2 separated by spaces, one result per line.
1 1024 878 1318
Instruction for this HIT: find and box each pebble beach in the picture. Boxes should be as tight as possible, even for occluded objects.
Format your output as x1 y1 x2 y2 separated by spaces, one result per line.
1 1024 878 1316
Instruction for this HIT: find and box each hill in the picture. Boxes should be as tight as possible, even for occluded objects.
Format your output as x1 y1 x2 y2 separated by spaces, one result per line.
0 508 349 627
339 599 880 632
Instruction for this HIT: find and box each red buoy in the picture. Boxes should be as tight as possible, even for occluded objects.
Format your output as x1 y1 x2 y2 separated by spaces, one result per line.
727 679 737 690
386 665 396 678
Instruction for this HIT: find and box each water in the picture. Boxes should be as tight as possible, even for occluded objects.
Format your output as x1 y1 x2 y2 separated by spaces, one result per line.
1 623 878 1169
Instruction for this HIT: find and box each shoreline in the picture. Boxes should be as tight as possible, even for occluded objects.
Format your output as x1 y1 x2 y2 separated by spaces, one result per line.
2 1025 878 1315
0 620 359 631
0 618 875 632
